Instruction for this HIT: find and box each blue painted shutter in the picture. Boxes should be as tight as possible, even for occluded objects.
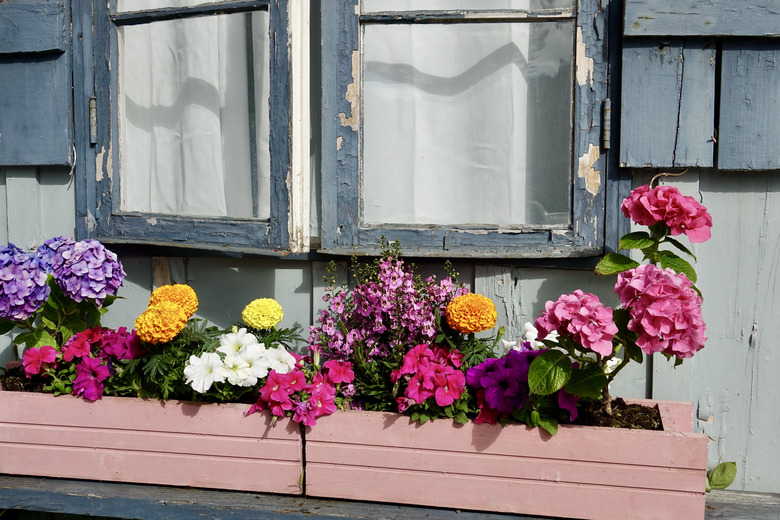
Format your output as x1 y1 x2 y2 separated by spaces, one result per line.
0 1 72 166
620 0 780 170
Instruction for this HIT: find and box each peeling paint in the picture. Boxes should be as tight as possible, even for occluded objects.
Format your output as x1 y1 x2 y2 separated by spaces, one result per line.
577 144 601 195
145 217 158 225
338 51 360 131
575 27 594 87
337 136 343 150
95 147 104 182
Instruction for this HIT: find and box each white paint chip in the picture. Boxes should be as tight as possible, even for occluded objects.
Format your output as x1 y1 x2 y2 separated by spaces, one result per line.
577 144 601 195
576 27 594 87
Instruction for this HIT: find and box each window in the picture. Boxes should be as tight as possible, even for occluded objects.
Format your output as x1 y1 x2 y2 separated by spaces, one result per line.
78 0 309 253
320 0 611 258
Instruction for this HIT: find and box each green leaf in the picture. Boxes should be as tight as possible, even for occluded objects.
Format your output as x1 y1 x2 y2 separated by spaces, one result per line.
530 410 541 426
707 462 737 490
624 342 644 364
528 350 572 396
619 232 655 251
664 237 697 261
30 329 57 349
40 315 57 330
13 332 33 345
0 319 17 335
564 365 608 400
594 253 640 276
658 251 698 283
537 416 559 436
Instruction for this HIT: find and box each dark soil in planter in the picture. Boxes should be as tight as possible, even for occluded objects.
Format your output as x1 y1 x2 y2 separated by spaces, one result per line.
2 365 662 430
576 397 662 430
0 365 47 393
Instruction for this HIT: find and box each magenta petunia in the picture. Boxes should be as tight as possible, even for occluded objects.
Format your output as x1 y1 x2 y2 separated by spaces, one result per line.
323 359 355 384
72 356 111 401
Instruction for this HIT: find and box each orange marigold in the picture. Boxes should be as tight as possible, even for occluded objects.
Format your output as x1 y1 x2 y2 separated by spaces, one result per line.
148 284 198 318
445 293 497 334
135 301 188 344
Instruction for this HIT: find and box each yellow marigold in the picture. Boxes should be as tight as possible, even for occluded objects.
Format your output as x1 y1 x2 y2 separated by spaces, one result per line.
135 301 188 344
148 284 198 318
242 298 284 330
445 293 497 334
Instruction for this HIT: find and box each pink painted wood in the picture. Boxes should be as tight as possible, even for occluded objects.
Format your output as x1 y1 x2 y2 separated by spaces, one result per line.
0 390 303 494
305 399 708 520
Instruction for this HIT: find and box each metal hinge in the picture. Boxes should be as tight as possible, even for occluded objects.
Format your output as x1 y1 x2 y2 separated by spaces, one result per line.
601 98 611 150
89 97 98 144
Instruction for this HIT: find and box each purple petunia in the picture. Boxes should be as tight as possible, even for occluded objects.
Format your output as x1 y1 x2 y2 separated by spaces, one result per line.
0 243 50 321
52 239 125 307
467 349 545 415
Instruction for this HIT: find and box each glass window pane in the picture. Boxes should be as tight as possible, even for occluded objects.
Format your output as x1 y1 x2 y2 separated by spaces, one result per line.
363 0 574 13
118 12 270 219
362 21 573 227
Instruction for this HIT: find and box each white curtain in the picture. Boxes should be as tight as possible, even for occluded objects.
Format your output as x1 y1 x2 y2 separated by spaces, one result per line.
118 10 270 219
362 20 572 227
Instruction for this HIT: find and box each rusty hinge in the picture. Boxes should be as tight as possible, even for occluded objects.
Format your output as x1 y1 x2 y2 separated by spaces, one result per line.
601 98 611 150
89 97 97 144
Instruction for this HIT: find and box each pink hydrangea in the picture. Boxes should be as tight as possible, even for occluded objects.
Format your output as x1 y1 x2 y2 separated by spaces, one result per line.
534 290 618 356
615 264 706 358
621 184 712 243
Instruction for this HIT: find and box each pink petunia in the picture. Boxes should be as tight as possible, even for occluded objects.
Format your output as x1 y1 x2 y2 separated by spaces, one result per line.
72 356 111 401
323 359 355 384
22 345 57 376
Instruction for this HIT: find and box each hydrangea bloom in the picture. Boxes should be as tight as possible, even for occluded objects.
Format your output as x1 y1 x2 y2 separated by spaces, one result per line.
0 243 50 321
534 290 618 356
621 184 712 243
445 293 497 334
135 301 188 344
34 236 75 272
148 284 198 318
615 264 706 359
52 239 125 306
242 298 284 329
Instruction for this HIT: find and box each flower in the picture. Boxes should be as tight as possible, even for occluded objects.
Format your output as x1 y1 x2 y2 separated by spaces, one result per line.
0 243 50 321
615 263 706 359
51 239 125 306
72 356 111 401
22 345 57 376
621 184 712 243
265 345 298 374
217 327 260 356
534 290 618 356
34 236 75 272
223 353 253 386
242 298 284 329
148 284 198 318
323 359 355 385
184 352 228 393
445 293 497 334
134 301 188 344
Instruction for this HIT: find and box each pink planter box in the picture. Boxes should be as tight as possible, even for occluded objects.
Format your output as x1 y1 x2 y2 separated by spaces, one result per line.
0 390 303 494
305 399 708 520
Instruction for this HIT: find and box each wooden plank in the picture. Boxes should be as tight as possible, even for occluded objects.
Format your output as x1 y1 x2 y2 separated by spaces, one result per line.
4 167 41 249
620 40 715 168
718 40 780 170
0 2 66 54
0 53 72 166
624 0 780 37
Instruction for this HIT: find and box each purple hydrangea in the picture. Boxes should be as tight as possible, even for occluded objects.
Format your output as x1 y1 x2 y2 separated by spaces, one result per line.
35 236 75 272
0 243 50 321
52 239 125 307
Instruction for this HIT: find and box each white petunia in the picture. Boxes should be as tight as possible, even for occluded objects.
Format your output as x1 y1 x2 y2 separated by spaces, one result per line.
266 345 298 374
217 327 259 356
184 352 228 393
238 342 273 380
522 321 559 349
223 353 254 386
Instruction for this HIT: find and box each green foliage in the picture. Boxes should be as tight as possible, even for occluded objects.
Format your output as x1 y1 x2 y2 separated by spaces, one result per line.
528 350 572 396
658 250 698 283
618 231 655 251
106 319 226 401
706 461 737 492
564 365 608 400
594 253 640 275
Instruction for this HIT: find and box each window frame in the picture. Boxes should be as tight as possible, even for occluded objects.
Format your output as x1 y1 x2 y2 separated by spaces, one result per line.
320 0 611 258
76 0 310 255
